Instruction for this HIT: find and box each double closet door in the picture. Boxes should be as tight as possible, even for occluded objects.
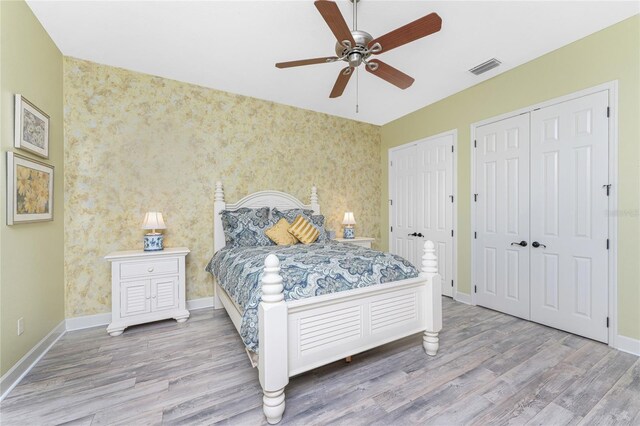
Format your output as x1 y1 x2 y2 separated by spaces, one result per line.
475 90 610 342
389 132 454 297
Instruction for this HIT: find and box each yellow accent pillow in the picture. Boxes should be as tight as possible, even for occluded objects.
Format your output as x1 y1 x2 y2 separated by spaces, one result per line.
288 215 320 244
265 218 299 245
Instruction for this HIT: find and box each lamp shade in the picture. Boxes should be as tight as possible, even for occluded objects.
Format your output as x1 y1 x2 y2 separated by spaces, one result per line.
342 212 356 225
142 212 166 230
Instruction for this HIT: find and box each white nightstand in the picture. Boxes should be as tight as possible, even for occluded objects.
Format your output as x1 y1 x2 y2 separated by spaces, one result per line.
334 237 375 249
105 247 190 336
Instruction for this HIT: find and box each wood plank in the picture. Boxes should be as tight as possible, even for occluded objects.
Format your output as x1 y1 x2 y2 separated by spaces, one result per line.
553 349 638 417
579 359 640 425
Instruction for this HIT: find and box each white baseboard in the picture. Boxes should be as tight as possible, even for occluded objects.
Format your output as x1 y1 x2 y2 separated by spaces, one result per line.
186 297 214 311
615 334 640 356
65 312 112 331
0 320 66 401
454 291 472 305
65 297 215 331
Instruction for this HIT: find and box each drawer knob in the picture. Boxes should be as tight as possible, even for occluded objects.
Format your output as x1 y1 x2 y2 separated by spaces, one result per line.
147 267 154 272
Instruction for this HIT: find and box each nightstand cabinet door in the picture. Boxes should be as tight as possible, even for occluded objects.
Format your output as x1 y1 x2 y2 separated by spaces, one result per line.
121 280 151 317
152 276 179 311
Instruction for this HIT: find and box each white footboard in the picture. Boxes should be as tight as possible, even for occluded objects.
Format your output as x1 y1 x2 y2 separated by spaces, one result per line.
257 241 442 424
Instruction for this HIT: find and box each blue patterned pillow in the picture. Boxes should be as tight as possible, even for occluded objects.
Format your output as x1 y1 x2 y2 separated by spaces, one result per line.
220 207 274 247
272 208 328 242
271 208 315 223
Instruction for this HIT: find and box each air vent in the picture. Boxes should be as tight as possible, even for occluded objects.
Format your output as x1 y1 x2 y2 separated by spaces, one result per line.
469 58 502 75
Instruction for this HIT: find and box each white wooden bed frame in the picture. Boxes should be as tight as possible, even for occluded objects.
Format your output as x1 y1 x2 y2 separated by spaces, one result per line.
212 181 442 424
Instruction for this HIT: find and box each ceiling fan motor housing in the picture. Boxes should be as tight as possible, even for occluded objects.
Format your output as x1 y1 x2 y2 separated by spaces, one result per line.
335 30 373 67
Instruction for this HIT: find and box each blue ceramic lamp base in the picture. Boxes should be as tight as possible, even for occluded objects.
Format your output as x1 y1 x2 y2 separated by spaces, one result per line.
144 233 164 251
343 227 355 239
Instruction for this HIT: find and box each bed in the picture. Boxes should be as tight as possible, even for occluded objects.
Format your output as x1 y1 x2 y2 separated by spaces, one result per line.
208 182 442 424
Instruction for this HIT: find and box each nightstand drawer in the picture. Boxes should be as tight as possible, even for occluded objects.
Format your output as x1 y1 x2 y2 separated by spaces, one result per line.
120 258 178 278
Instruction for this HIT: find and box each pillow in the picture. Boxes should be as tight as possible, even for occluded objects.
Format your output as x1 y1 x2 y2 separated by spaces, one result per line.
220 207 274 247
265 218 299 245
288 215 320 244
271 207 315 223
310 214 329 242
272 208 328 242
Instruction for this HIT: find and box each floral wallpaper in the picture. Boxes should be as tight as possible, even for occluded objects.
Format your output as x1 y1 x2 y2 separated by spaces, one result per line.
63 57 381 317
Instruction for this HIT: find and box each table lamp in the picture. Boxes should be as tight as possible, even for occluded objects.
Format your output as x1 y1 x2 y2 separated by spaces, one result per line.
342 212 356 239
142 212 166 251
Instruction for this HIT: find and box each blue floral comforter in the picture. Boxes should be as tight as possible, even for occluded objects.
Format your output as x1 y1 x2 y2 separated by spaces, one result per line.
205 241 418 352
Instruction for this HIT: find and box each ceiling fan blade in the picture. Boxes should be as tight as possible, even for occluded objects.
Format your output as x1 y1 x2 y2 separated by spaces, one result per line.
275 57 339 68
329 67 353 98
314 0 356 47
368 12 442 54
366 60 414 89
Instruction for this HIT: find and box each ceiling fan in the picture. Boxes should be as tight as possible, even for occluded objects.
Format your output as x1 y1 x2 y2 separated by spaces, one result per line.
275 0 442 99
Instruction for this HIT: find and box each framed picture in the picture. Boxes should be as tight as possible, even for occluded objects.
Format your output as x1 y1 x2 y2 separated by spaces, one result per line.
14 94 49 158
6 152 54 225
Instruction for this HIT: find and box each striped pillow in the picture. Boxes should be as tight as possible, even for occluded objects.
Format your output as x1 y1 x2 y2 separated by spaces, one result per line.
288 215 320 244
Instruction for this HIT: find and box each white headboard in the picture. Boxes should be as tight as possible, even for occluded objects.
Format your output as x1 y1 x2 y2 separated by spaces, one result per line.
213 182 320 253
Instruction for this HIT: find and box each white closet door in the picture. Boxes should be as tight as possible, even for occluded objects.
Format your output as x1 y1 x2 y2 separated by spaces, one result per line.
390 144 419 267
475 114 530 319
530 91 609 342
416 134 454 297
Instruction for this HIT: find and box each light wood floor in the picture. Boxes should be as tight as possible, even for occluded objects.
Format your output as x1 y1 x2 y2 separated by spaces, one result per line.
1 298 638 425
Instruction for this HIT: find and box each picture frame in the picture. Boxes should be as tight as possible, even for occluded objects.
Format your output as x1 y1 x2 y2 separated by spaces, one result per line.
6 152 54 225
14 94 49 158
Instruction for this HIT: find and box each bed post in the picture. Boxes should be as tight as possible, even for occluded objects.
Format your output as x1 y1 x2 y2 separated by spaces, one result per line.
213 181 226 309
420 241 442 356
259 254 289 424
310 185 320 214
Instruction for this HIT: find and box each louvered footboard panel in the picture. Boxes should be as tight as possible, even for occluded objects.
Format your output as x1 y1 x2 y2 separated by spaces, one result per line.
287 283 427 376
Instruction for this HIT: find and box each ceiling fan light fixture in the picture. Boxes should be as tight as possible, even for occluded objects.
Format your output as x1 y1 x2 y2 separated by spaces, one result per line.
348 52 362 67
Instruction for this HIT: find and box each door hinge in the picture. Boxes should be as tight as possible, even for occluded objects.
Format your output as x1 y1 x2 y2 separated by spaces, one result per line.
606 317 610 328
451 145 454 153
450 195 454 203
390 199 393 206
474 232 477 239
474 194 478 202
390 226 393 232
474 285 477 293
451 230 454 237
603 184 611 196
474 140 477 148
606 239 610 250
607 106 610 118
390 161 393 167
451 280 454 288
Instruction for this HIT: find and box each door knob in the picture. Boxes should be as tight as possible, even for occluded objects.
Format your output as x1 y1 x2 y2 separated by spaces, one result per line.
532 241 547 248
416 233 424 237
510 241 527 247
408 232 418 237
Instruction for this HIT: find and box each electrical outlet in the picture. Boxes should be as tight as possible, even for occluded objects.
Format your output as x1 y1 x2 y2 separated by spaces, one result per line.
17 317 24 336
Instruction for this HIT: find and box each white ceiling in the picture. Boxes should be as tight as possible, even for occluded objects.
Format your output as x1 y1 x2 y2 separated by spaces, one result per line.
27 1 639 125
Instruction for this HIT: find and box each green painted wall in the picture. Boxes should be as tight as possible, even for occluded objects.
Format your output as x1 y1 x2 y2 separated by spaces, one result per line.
0 0 65 376
381 15 640 340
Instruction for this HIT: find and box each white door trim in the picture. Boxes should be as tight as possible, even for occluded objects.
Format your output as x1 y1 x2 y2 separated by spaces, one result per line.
389 129 458 299
470 81 619 349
